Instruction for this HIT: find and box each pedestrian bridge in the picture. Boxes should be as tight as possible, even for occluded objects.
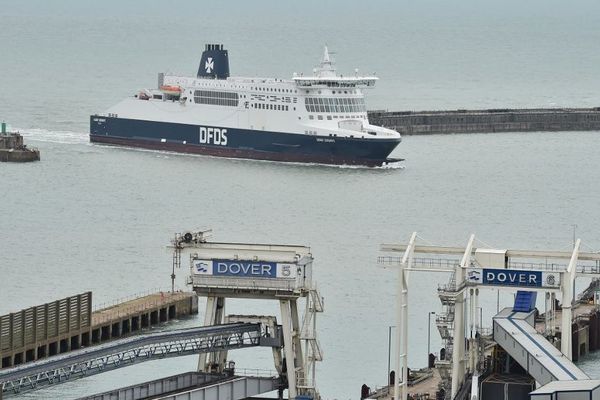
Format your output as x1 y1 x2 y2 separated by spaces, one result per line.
0 323 281 397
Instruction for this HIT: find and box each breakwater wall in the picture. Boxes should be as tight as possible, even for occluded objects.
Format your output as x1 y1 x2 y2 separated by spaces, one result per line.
0 133 39 162
368 107 600 135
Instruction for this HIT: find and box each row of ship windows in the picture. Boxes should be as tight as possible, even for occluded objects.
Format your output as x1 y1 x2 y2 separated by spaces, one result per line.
302 131 357 138
194 90 238 99
251 87 297 93
192 85 356 96
308 115 367 121
305 97 366 113
252 103 291 111
193 90 239 107
306 89 358 95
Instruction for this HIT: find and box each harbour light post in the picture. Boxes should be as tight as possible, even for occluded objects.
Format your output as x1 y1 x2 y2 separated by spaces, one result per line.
387 325 395 384
427 311 435 368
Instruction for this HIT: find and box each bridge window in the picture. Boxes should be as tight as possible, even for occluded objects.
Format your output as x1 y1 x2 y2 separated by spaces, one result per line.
194 90 238 106
304 97 366 113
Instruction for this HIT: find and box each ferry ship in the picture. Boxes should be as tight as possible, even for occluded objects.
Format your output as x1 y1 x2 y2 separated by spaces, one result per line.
90 44 402 166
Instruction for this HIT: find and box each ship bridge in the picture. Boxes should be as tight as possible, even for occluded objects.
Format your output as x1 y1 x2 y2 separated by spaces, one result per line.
293 75 378 88
293 46 377 88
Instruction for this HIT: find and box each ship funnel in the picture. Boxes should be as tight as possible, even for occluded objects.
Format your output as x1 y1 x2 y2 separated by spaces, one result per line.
197 44 230 80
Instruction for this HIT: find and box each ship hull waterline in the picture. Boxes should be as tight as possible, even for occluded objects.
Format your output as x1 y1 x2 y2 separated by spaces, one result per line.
90 117 402 167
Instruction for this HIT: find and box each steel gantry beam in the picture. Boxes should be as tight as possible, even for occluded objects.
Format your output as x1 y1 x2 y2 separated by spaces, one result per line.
0 323 276 396
381 243 600 261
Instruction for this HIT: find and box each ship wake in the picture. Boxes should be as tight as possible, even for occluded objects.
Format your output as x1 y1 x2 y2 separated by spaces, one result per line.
19 128 89 145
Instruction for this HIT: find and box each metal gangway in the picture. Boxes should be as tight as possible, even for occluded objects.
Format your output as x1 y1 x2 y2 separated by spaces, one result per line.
0 323 278 396
76 370 281 400
493 307 588 385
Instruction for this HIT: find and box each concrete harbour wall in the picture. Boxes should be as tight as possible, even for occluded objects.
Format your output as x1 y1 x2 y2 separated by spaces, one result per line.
368 108 600 135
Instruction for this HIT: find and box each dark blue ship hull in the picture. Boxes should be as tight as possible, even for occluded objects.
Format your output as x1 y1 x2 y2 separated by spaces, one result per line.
89 116 401 166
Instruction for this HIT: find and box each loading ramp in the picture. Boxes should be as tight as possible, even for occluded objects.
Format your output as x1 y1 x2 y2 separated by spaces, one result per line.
493 308 588 386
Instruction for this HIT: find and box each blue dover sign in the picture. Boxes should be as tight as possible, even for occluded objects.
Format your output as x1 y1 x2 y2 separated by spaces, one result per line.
214 260 276 277
192 259 296 279
466 268 560 288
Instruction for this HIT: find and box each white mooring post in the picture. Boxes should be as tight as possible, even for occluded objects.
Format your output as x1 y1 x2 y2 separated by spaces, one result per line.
198 296 226 372
394 232 416 400
561 239 580 360
451 234 474 399
280 299 298 398
290 299 306 378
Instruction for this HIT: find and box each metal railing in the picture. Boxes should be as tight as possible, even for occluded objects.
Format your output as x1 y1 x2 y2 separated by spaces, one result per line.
189 276 309 293
233 367 278 378
377 256 461 270
414 257 461 269
92 287 185 311
92 300 168 326
379 256 600 275
507 261 567 272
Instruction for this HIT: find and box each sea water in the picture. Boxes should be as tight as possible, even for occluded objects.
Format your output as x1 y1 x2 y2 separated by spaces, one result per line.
1 1 600 398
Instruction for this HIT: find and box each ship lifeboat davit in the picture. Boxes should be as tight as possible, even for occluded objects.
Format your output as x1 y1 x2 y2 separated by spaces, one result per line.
159 85 182 95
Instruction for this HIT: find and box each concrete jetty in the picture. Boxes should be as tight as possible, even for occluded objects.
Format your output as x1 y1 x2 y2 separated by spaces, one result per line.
0 291 198 369
0 122 39 162
368 107 600 135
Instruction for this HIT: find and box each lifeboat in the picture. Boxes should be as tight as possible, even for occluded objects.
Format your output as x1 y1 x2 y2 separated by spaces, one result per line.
159 85 182 95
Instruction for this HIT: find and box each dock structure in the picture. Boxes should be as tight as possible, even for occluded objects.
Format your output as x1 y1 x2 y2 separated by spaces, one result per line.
2 231 324 400
171 230 324 400
368 107 600 135
378 233 600 400
0 291 197 370
536 281 600 362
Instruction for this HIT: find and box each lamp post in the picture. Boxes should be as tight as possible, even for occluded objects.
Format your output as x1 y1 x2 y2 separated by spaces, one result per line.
387 325 395 385
427 312 435 368
479 307 483 332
